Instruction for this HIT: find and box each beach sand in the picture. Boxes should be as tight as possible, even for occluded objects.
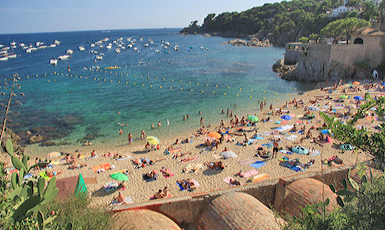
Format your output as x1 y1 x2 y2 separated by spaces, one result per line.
6 81 382 206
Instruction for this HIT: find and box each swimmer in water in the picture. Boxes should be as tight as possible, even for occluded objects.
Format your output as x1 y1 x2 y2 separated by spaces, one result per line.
167 119 170 126
158 121 162 128
151 123 155 129
119 129 123 135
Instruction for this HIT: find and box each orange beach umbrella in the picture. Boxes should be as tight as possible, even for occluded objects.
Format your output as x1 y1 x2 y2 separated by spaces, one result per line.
352 81 360 85
207 132 221 139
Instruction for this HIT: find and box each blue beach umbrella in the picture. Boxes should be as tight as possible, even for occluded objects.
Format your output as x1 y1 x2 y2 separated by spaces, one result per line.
382 83 385 86
321 129 330 134
281 115 292 120
354 96 363 100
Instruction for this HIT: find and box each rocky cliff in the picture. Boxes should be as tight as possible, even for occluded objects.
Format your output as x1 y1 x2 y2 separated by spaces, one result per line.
278 60 368 82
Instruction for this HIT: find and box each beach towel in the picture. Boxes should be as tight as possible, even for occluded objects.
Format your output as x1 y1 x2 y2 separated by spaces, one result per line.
248 173 269 183
280 150 293 155
110 197 133 206
23 173 33 179
262 143 273 148
165 148 182 154
310 150 321 156
274 120 282 124
88 155 99 159
143 174 157 182
39 172 50 181
116 156 133 161
238 157 259 165
239 169 259 178
223 177 238 186
275 125 293 132
161 169 174 178
249 161 266 169
176 179 200 191
180 156 199 163
92 163 111 173
281 121 288 124
285 135 298 141
253 135 264 140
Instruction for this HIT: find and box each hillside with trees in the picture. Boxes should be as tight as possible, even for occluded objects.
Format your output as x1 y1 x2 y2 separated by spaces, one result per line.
180 0 385 46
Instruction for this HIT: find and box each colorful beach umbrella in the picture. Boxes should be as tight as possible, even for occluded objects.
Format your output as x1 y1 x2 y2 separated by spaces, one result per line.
74 173 88 196
110 173 129 181
281 115 292 120
354 96 363 100
220 151 237 159
146 136 160 145
207 132 221 139
352 81 360 85
247 115 259 122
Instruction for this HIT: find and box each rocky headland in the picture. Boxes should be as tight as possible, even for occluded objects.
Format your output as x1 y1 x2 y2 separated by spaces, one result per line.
223 34 270 47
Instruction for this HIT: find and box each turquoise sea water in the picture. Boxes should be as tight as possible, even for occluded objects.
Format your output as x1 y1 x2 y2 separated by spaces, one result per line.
0 29 314 148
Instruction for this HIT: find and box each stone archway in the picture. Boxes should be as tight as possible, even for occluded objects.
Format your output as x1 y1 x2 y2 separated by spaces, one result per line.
353 38 363 44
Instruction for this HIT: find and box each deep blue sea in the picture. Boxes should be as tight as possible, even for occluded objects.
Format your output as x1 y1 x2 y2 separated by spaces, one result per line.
0 28 314 148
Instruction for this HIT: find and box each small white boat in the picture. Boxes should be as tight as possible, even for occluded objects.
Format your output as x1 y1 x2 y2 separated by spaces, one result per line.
127 44 132 48
54 40 61 45
26 48 32 53
38 46 47 49
0 50 7 54
200 47 204 50
66 49 73 55
90 44 95 47
49 44 56 48
0 57 8 61
58 55 69 60
133 47 137 51
173 46 178 51
0 44 4 48
7 54 17 59
19 43 25 47
165 41 171 46
115 48 120 53
121 46 125 50
49 59 57 65
2 47 10 50
79 46 85 51
96 55 103 60
155 50 160 53
10 41 16 46
11 46 16 49
144 43 149 47
106 44 112 49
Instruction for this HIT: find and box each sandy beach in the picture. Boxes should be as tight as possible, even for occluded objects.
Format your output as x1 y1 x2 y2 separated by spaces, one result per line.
5 80 383 206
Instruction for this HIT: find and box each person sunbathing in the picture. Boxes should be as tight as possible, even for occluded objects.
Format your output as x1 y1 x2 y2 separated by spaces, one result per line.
46 170 62 177
306 130 312 139
68 163 87 169
117 181 126 190
172 152 191 159
290 125 297 132
145 170 157 179
113 192 130 204
154 189 164 199
149 158 165 165
205 161 225 170
160 168 172 177
229 178 241 186
162 186 170 197
186 178 196 190
177 180 189 190
90 150 96 158
179 156 196 163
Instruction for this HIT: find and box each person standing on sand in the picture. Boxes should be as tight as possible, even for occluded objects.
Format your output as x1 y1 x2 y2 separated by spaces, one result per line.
200 117 204 126
128 133 133 144
273 140 279 158
141 130 145 139
158 121 162 128
167 119 170 126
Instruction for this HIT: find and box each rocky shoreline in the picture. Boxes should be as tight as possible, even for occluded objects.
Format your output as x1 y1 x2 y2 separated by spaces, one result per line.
223 35 270 47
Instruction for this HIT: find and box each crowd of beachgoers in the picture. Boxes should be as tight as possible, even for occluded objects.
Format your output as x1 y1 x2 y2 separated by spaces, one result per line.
2 79 384 205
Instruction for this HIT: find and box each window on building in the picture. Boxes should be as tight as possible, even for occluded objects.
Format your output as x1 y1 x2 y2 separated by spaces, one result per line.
353 38 363 44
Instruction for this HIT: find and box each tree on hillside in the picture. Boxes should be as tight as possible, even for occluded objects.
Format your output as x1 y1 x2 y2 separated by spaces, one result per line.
361 1 378 21
321 17 370 42
346 0 362 8
378 1 385 24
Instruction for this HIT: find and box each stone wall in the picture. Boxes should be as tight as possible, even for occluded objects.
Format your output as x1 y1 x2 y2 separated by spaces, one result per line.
112 165 354 229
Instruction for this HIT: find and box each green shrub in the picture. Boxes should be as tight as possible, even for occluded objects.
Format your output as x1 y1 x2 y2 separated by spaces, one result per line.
298 37 309 43
353 61 370 69
43 194 113 230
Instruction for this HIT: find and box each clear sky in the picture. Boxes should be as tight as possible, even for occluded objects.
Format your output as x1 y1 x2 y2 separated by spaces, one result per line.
0 0 279 34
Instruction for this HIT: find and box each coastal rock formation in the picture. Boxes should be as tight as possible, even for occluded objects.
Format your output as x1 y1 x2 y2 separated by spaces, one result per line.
272 59 296 75
281 60 362 82
223 36 270 47
29 135 45 144
1 127 22 153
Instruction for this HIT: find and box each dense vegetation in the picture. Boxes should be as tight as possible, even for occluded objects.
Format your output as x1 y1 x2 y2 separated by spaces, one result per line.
181 0 385 45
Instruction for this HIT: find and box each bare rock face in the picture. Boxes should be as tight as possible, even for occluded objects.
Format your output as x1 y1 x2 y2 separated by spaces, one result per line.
223 36 271 47
281 60 362 82
29 135 45 144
